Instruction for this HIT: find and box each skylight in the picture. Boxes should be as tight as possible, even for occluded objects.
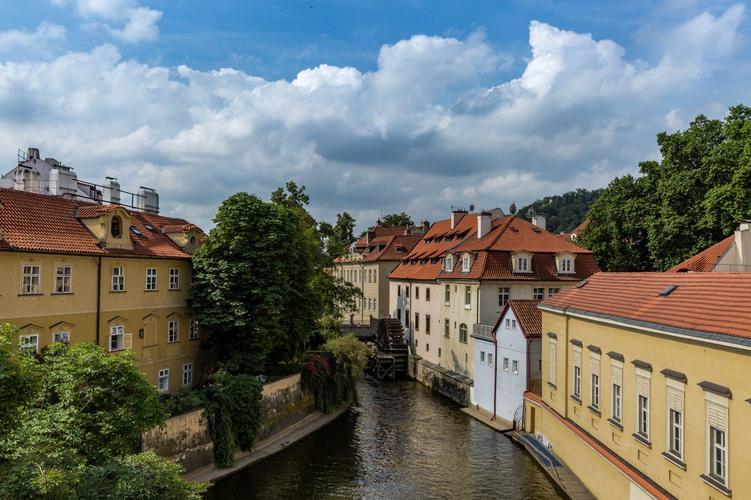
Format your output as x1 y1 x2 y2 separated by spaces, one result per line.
659 284 678 297
130 226 143 237
144 223 155 231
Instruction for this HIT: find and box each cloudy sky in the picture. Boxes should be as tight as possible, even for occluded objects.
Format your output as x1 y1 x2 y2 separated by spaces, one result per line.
0 1 749 230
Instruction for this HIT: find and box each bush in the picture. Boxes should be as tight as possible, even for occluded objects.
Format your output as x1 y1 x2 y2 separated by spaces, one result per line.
161 390 207 418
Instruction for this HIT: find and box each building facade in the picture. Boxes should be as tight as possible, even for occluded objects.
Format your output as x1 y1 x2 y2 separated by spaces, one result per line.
333 225 422 325
524 272 751 500
0 187 207 394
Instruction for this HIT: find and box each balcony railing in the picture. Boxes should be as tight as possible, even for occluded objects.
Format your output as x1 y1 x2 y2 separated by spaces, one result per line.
472 323 494 340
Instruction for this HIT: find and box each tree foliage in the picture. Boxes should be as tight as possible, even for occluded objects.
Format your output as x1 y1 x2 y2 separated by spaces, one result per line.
380 212 414 227
581 105 751 271
319 211 356 259
0 324 37 435
518 188 602 234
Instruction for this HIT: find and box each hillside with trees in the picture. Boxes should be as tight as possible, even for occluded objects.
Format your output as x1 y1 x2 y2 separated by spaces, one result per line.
518 188 602 234
580 104 751 271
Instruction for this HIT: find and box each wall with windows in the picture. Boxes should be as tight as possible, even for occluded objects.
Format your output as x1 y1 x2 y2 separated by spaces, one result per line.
439 280 478 377
533 309 751 500
478 281 570 326
389 279 443 367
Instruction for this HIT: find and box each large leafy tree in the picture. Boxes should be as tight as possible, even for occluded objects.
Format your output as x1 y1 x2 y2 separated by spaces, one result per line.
320 212 356 259
381 212 414 227
581 104 751 271
519 188 602 234
192 192 320 373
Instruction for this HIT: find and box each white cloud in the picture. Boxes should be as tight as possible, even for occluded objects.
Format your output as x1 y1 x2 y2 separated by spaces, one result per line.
0 5 748 229
0 22 67 58
52 0 162 43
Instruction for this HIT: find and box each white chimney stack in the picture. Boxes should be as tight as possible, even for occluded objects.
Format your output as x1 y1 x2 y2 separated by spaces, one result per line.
477 212 491 239
735 222 751 268
450 209 466 229
104 177 121 205
137 187 160 214
532 213 547 231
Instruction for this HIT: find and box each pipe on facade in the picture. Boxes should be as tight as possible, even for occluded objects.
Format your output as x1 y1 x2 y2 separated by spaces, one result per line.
492 331 498 420
95 256 102 346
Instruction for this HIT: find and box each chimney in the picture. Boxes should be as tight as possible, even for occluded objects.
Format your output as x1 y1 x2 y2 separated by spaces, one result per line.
477 212 491 239
26 147 40 160
103 177 121 205
532 213 547 231
450 209 466 229
137 187 160 214
734 221 751 268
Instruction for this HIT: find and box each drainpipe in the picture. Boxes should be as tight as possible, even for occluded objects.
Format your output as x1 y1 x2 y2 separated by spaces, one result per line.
95 256 102 346
492 330 498 420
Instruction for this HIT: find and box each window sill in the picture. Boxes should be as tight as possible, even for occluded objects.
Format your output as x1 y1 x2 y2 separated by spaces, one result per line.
51 292 74 295
167 341 179 344
144 289 158 293
18 293 43 296
587 405 601 417
109 348 125 353
661 452 686 470
571 395 582 405
110 290 126 293
188 337 200 341
168 288 182 292
607 418 623 431
444 302 450 306
632 433 652 449
700 474 731 497
464 305 471 310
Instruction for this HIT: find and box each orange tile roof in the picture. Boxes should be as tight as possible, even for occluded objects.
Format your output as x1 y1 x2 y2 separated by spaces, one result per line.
354 225 413 249
0 188 201 259
493 300 542 338
362 234 422 262
666 235 734 273
541 272 751 341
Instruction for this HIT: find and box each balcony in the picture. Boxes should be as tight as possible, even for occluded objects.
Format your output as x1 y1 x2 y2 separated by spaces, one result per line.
472 323 494 341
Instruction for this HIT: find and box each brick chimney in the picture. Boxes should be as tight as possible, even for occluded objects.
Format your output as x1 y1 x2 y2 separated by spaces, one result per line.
477 212 492 239
450 209 467 229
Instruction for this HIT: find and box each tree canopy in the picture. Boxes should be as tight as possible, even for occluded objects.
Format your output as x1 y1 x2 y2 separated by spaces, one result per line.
380 212 414 227
581 104 751 271
518 188 602 234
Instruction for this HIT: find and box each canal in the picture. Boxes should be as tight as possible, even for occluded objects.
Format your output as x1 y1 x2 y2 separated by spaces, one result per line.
207 379 563 499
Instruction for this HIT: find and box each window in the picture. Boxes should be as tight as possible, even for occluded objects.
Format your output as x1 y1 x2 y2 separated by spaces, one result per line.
438 348 442 358
405 286 410 298
512 360 519 374
169 268 180 290
666 381 685 460
704 394 729 487
426 288 430 301
505 319 510 328
444 319 450 338
189 319 200 340
374 298 377 311
559 258 573 273
517 256 529 272
572 347 582 399
591 354 601 410
183 363 193 386
533 287 544 300
19 334 38 353
415 286 420 300
444 254 454 272
21 265 40 294
636 370 650 440
146 268 157 291
55 266 72 293
511 319 516 328
488 354 493 366
398 285 401 296
111 267 125 291
415 313 420 331
158 369 169 393
444 284 450 304
669 409 682 457
168 320 179 343
405 310 410 329
503 357 509 371
462 254 471 272
709 427 727 484
611 363 623 423
111 215 122 238
53 331 69 344
426 343 430 352
481 352 486 363
426 315 431 335
548 338 557 386
498 287 510 307
109 325 125 352
459 324 468 343
464 286 471 309
548 288 560 297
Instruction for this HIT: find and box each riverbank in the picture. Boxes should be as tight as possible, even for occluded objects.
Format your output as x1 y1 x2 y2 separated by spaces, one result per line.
185 405 349 483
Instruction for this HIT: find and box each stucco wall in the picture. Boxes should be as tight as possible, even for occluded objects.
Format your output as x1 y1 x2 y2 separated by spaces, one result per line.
415 358 472 406
256 373 315 442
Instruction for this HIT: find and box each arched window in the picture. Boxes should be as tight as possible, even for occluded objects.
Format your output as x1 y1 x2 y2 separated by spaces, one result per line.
111 216 122 238
459 323 468 344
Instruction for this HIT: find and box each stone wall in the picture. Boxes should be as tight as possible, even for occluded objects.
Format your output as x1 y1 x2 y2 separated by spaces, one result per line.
414 357 473 406
142 373 315 472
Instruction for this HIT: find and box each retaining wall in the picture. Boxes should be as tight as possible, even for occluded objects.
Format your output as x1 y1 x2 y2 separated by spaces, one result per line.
413 357 473 406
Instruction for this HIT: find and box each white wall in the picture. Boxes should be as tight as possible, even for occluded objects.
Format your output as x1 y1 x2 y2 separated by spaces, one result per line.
474 336 495 413
495 308 529 423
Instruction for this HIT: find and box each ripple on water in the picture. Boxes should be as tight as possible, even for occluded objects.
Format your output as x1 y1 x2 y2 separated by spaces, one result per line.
206 379 564 499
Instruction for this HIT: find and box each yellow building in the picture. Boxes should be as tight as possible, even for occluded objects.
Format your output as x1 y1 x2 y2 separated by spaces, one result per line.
524 272 751 500
0 187 207 394
333 225 422 325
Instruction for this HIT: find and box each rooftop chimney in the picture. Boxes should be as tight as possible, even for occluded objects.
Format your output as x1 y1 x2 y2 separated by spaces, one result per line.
734 221 751 269
450 209 467 229
477 212 492 239
532 213 547 231
26 147 40 160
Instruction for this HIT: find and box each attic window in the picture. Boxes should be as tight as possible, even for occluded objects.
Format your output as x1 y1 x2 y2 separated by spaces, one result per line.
144 223 155 231
396 246 405 252
576 279 589 288
532 227 541 233
111 216 122 238
659 284 678 297
130 226 143 237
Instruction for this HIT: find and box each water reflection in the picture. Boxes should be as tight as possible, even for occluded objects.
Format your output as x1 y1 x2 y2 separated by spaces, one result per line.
207 379 562 499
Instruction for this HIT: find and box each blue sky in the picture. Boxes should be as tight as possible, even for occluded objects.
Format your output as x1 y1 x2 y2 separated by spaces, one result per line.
0 0 749 229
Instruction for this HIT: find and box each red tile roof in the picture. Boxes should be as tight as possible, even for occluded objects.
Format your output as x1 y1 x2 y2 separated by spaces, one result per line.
362 234 422 262
354 225 414 249
494 300 542 338
666 235 734 273
541 272 751 341
0 188 201 259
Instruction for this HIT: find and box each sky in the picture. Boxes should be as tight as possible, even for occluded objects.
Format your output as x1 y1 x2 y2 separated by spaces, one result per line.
0 0 749 231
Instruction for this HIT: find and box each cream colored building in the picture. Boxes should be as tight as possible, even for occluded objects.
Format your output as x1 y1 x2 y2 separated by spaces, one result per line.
669 221 751 272
0 187 207 394
525 272 751 500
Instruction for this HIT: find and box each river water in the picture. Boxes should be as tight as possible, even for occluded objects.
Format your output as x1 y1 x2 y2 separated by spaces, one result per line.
206 379 563 499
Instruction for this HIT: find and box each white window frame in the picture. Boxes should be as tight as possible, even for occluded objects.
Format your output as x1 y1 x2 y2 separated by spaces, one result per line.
189 319 200 340
503 357 509 371
548 338 557 386
146 267 158 291
444 284 450 304
52 331 70 344
665 379 685 461
548 287 560 297
111 266 125 292
462 253 471 272
464 286 471 309
511 359 519 374
488 353 493 366
590 353 601 410
158 368 170 393
635 368 651 441
704 391 730 488
517 256 529 272
611 360 623 423
183 362 193 386
109 325 125 352
168 319 179 343
533 287 544 300
55 265 72 294
444 254 454 272
168 268 180 290
572 346 582 399
19 333 39 353
498 287 510 307
21 264 41 295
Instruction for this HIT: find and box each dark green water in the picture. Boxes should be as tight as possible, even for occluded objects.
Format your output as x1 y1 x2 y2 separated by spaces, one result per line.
206 379 563 499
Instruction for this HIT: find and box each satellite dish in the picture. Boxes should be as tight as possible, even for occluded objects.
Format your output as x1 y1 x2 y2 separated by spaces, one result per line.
469 204 475 212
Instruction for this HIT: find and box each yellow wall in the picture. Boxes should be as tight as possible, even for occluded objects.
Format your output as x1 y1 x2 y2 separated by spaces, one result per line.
0 250 207 394
535 309 751 500
334 259 398 325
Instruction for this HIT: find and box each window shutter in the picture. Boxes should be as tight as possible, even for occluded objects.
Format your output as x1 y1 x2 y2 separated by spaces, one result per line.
611 365 623 386
124 333 133 350
573 348 581 367
707 401 728 431
636 374 650 398
667 387 683 413
591 355 600 376
549 339 557 385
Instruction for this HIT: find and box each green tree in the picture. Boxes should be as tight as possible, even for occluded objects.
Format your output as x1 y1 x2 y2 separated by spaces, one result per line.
0 324 37 435
582 104 751 271
381 212 414 227
320 212 357 259
519 188 602 234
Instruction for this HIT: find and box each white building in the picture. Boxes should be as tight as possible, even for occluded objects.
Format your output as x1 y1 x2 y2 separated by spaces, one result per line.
473 299 542 425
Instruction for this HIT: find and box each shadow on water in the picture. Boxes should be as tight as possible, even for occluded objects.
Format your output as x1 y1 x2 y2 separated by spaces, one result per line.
206 378 563 499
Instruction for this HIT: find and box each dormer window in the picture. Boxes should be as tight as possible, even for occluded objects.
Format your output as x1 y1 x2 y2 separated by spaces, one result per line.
444 254 454 272
556 253 576 274
462 253 471 272
111 216 122 238
513 252 532 273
